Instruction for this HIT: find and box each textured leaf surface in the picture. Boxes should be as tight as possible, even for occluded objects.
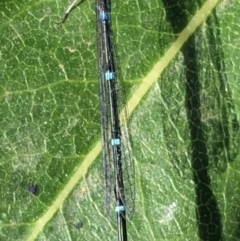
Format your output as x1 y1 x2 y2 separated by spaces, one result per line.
0 0 240 241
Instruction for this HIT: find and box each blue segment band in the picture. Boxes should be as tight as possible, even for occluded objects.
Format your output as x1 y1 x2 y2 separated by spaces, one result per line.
111 138 121 146
100 10 108 21
105 71 115 81
116 205 125 212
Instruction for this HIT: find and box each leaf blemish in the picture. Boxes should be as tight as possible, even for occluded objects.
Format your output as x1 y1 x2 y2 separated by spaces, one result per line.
27 184 38 195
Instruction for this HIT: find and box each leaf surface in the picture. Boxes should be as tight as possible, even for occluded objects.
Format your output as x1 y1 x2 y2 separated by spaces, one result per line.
0 0 239 241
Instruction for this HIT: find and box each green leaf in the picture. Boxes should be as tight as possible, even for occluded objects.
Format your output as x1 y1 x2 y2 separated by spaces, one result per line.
0 0 239 241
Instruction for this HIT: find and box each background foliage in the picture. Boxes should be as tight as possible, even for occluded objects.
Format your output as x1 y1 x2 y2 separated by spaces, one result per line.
0 0 240 241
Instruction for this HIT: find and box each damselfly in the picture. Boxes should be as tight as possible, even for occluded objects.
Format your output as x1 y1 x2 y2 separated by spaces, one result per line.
58 0 135 234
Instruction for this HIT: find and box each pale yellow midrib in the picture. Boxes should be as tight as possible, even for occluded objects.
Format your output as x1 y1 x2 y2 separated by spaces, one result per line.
26 0 220 240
